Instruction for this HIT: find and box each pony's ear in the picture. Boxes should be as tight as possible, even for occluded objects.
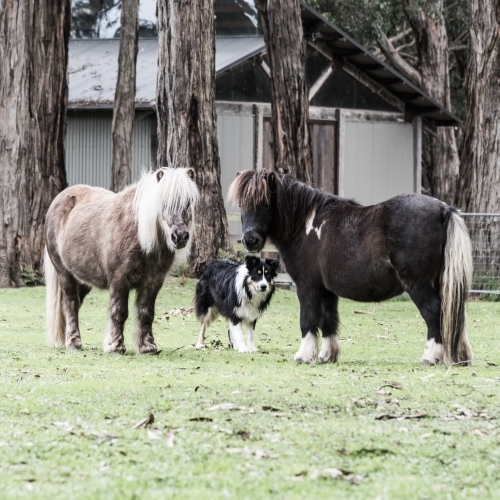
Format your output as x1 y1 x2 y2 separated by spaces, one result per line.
156 170 164 182
245 255 259 269
268 171 277 190
266 258 280 270
278 167 290 175
186 168 195 180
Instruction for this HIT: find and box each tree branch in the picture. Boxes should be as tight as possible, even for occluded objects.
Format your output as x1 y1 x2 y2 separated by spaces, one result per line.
378 32 422 86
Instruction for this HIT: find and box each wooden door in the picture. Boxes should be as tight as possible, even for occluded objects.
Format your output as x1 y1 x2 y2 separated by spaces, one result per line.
262 117 337 194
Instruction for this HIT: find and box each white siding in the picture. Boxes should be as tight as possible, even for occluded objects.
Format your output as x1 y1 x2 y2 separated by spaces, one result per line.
66 112 153 189
343 121 414 205
217 112 254 236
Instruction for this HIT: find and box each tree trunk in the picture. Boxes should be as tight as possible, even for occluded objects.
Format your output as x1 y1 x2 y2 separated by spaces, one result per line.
110 0 139 192
257 0 313 184
457 0 500 212
0 0 70 287
379 1 460 204
156 0 232 276
456 0 500 287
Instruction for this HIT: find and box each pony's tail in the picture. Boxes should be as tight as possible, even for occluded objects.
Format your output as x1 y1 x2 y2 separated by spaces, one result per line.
440 210 473 366
44 248 65 347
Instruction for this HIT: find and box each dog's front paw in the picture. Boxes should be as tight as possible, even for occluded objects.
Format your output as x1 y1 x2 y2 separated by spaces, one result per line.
195 342 205 350
238 345 250 353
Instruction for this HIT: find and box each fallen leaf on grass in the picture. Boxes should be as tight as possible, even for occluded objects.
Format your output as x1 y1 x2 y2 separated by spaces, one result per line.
147 430 161 440
262 405 281 412
375 382 403 391
421 373 436 380
375 411 428 421
376 335 388 339
207 403 246 411
310 468 362 484
472 429 487 436
133 413 154 429
165 431 175 447
169 307 194 317
189 417 213 422
353 309 374 315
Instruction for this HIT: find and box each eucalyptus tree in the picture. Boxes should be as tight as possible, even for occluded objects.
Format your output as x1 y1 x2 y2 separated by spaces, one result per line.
110 0 139 192
257 0 313 184
156 0 232 276
0 1 70 286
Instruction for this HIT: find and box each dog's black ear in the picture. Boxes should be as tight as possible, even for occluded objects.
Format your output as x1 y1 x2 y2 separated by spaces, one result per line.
245 255 259 269
156 169 164 182
266 258 280 270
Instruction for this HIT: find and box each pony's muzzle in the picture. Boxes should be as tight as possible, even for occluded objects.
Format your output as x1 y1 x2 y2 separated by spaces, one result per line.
171 230 189 249
242 233 263 252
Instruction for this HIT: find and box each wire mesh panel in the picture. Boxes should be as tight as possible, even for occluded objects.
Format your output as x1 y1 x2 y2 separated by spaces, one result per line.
462 213 500 295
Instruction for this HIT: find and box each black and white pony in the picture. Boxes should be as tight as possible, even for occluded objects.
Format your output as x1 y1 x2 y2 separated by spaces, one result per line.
45 167 198 354
195 256 279 352
229 169 473 366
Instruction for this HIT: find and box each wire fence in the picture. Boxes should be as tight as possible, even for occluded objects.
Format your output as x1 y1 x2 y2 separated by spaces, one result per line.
462 213 500 297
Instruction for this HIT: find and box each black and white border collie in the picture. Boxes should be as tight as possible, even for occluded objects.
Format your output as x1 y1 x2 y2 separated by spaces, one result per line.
195 256 279 352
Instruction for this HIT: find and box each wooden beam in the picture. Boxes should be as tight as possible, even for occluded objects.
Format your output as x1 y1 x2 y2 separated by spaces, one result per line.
256 56 271 79
308 63 333 101
307 41 405 113
335 108 345 197
413 116 422 194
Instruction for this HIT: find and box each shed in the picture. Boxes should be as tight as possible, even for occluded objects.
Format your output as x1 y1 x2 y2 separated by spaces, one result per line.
66 0 459 237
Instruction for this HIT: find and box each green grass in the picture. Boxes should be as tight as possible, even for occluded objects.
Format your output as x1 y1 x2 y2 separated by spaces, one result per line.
0 279 499 499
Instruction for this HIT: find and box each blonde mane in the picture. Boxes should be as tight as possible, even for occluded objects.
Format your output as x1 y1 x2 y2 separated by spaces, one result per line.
134 167 199 253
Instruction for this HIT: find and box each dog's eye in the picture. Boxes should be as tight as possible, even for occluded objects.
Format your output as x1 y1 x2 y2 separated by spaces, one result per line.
265 270 268 274
258 270 261 274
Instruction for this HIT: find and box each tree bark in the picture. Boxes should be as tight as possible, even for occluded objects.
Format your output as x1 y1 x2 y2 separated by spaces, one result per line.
457 0 500 213
379 1 460 204
111 0 139 192
257 0 313 184
0 0 70 287
156 0 232 276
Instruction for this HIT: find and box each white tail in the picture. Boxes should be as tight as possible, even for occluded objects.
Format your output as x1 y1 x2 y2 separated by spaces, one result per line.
440 211 473 365
44 248 65 347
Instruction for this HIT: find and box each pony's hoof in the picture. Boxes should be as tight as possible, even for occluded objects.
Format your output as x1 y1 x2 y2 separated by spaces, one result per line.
138 343 158 355
294 355 317 364
421 358 440 366
66 342 82 351
318 354 337 363
104 344 126 355
421 340 444 366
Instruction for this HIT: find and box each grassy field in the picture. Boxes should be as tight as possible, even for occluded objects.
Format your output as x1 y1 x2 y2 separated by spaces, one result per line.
0 278 499 500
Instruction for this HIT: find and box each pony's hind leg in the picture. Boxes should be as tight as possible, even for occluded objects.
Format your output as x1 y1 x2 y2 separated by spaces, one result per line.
59 275 84 350
103 285 129 354
406 282 443 365
318 292 341 363
134 281 163 354
294 286 321 363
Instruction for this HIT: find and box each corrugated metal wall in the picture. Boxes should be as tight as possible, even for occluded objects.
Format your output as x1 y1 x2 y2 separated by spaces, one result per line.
216 113 254 236
66 111 153 189
343 121 414 205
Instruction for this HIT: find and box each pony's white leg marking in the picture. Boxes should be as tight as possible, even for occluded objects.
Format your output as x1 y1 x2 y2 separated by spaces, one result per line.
103 319 126 354
229 323 248 353
244 321 258 352
421 339 444 365
294 332 319 363
318 335 341 363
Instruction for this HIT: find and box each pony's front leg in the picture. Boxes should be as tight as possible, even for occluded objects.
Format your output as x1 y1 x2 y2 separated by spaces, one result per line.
60 276 83 350
134 282 162 354
103 286 129 354
318 292 341 363
294 287 320 363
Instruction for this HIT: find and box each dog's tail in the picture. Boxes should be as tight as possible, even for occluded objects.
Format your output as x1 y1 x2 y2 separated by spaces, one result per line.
440 209 473 365
44 248 65 347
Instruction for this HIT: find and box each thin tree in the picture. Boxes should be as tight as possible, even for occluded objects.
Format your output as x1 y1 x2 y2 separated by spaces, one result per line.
156 0 232 276
0 1 70 287
456 0 500 282
257 0 313 184
111 0 139 192
378 0 459 204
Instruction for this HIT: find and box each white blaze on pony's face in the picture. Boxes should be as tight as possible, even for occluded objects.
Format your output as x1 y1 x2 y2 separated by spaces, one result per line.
134 167 198 254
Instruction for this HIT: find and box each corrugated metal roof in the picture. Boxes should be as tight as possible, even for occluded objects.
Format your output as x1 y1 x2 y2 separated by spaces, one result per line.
68 37 265 108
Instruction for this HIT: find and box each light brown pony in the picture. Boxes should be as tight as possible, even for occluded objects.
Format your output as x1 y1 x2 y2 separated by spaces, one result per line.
45 167 198 354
